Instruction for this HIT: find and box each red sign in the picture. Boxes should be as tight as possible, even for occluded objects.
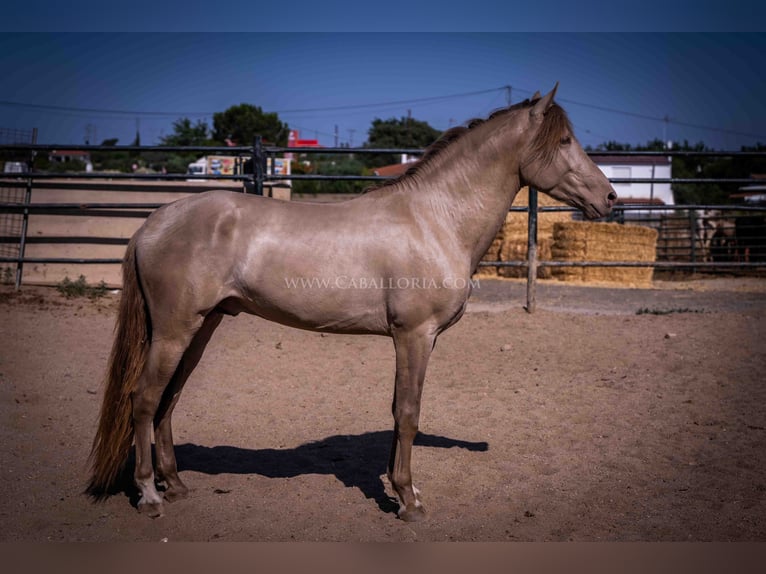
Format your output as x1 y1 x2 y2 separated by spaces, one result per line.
288 130 321 148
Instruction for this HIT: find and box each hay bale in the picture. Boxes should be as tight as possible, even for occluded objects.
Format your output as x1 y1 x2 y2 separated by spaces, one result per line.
498 233 553 279
476 236 503 276
502 187 573 238
552 221 658 284
658 214 694 261
476 187 572 278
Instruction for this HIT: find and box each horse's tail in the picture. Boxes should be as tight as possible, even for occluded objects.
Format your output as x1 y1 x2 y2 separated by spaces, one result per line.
85 237 149 500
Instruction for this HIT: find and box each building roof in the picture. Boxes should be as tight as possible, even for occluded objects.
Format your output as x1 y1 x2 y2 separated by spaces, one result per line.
616 197 666 206
372 155 672 180
590 154 671 166
372 162 416 177
50 150 91 157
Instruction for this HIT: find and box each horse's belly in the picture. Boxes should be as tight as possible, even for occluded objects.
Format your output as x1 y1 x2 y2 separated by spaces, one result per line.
223 283 390 335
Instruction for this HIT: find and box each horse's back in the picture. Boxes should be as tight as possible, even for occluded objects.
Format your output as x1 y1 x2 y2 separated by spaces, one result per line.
131 190 387 332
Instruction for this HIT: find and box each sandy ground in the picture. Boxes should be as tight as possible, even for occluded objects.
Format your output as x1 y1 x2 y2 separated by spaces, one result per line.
0 278 765 542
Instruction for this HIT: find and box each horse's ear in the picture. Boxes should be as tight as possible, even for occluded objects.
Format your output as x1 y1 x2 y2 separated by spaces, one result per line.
530 82 559 119
531 91 541 100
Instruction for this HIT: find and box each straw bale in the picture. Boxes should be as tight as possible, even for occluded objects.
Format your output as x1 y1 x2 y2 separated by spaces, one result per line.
498 233 553 279
502 187 572 237
475 187 572 278
476 236 503 276
513 186 570 209
552 221 658 284
658 214 694 261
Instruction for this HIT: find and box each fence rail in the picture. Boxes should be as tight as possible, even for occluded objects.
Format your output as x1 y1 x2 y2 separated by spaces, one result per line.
1 142 765 311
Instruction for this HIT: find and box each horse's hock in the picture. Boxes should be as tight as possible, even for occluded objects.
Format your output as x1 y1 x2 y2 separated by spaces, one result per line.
551 221 658 285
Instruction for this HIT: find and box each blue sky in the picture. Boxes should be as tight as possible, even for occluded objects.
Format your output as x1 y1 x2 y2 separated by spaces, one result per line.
1 3 764 150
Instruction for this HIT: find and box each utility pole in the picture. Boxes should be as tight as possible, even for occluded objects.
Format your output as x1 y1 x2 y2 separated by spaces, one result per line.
85 123 96 145
334 125 339 147
505 85 512 106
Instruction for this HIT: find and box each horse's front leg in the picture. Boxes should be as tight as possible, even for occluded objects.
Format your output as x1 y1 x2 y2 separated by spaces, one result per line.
388 327 436 522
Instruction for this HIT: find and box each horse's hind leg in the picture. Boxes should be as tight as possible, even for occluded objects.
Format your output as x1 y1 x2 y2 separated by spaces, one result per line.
154 312 223 502
388 328 436 522
132 322 203 517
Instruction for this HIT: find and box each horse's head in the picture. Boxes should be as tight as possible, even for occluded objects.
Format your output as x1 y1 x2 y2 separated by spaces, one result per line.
519 84 617 220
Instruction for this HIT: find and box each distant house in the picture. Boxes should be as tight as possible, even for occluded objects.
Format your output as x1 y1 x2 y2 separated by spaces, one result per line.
371 161 416 178
49 150 93 172
370 153 420 179
49 150 92 169
590 155 673 206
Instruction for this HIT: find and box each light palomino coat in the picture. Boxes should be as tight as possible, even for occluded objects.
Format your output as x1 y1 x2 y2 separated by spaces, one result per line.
87 85 616 522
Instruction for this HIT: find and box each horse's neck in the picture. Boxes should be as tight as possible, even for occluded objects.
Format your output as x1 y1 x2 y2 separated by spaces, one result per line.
401 122 523 267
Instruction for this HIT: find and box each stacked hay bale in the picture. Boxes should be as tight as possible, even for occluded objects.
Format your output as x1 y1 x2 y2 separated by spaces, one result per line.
496 187 572 278
658 213 694 261
476 234 505 277
551 221 658 284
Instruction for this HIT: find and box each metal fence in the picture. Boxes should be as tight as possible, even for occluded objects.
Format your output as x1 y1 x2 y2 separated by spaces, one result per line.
1 141 765 311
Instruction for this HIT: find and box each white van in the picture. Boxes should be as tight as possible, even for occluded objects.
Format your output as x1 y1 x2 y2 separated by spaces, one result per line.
3 161 26 173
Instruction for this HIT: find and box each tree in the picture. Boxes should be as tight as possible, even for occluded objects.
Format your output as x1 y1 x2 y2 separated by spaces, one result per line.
212 104 289 146
154 118 215 173
362 116 441 168
90 138 132 172
291 155 368 196
159 118 212 147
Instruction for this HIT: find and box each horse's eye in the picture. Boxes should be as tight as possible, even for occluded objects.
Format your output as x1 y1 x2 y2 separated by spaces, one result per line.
560 136 572 146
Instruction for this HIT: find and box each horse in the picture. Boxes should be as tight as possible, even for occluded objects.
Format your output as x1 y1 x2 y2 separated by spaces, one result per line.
696 209 736 262
85 85 617 521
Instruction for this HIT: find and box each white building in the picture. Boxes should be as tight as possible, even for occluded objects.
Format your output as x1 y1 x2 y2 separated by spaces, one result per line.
590 155 673 206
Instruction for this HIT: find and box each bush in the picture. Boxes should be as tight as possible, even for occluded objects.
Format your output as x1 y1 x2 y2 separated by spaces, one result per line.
56 275 108 299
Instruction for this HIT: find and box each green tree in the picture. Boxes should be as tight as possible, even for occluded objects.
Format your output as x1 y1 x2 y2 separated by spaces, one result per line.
160 118 212 147
667 140 730 205
91 138 132 172
212 104 289 146
362 116 441 168
590 140 633 152
153 118 215 173
291 155 368 196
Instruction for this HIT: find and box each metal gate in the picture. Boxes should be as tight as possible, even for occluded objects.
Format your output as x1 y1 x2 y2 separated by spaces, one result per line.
1 141 765 311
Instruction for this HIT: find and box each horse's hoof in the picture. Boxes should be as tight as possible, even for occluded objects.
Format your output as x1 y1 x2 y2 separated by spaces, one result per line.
164 485 189 503
398 503 426 522
138 500 165 518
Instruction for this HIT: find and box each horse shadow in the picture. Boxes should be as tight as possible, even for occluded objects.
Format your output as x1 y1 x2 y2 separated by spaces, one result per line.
157 430 489 514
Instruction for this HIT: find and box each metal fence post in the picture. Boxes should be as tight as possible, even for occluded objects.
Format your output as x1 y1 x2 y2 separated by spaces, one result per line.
11 132 37 290
525 186 539 313
689 209 697 274
14 174 32 290
253 135 264 196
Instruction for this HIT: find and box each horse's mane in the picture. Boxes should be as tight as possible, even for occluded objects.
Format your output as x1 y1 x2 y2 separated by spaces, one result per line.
528 101 573 167
364 96 572 193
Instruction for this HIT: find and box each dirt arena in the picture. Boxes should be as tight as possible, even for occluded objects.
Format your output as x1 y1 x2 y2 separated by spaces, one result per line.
1 278 765 541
